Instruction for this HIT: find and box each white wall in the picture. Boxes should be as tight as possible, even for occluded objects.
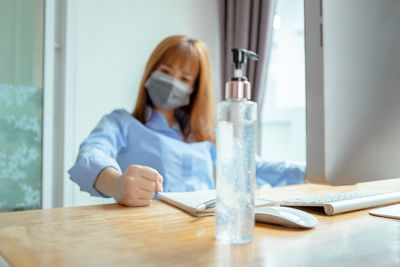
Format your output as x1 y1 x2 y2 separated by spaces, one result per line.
64 0 221 206
322 0 400 184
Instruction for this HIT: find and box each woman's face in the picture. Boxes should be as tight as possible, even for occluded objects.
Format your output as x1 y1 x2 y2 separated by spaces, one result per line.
155 58 199 89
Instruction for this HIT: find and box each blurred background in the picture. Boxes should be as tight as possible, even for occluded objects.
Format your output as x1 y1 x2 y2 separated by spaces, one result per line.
0 0 305 211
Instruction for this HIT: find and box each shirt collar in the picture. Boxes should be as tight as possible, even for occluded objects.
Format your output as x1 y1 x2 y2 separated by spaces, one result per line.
145 106 183 140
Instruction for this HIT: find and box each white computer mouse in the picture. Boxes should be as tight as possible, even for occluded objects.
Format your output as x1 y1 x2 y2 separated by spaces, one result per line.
255 206 319 229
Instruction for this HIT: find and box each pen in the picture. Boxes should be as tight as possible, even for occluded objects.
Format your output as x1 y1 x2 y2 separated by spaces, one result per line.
196 199 216 210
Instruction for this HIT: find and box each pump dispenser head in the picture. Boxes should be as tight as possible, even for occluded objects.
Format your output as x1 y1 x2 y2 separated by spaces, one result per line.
230 49 260 79
225 48 260 100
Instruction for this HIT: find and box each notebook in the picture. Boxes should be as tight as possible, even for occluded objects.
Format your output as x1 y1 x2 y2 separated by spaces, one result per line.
369 204 400 220
158 190 275 217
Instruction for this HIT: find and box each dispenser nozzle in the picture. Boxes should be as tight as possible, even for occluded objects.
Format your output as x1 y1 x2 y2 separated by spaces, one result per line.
230 49 260 78
225 48 260 100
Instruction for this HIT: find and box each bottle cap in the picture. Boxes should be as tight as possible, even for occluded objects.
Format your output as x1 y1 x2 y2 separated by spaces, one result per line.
225 80 251 99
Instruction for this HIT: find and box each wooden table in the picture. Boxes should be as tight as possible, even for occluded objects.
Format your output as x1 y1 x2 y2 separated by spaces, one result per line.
1 179 399 267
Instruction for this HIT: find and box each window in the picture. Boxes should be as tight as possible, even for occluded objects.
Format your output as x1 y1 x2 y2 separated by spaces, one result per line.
0 0 44 211
260 0 306 162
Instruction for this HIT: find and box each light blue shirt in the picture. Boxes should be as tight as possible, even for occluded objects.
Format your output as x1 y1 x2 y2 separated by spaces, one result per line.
68 108 305 198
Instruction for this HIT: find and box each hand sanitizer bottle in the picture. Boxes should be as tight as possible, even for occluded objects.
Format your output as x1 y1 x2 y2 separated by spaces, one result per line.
215 48 259 244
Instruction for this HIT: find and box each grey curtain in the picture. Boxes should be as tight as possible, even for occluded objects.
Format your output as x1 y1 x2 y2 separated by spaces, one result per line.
219 0 276 109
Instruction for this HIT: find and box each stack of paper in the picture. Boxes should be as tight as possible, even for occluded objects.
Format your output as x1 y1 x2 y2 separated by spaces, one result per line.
158 190 275 217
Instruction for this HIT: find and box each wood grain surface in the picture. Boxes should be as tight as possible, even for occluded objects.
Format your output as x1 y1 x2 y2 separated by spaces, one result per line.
1 179 399 267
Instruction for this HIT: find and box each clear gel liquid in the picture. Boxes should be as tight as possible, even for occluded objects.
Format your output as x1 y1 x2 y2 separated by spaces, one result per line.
215 100 257 244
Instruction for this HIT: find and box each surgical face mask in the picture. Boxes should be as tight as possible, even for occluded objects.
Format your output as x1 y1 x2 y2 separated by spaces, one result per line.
145 71 193 110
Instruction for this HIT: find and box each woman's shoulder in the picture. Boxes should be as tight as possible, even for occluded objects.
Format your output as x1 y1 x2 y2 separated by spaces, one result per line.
109 108 131 117
97 109 139 132
104 109 135 123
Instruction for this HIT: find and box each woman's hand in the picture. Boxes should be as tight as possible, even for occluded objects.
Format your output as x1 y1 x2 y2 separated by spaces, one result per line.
95 165 163 207
115 165 163 206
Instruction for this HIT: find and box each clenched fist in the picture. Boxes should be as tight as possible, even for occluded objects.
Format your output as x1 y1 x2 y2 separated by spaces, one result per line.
95 165 163 207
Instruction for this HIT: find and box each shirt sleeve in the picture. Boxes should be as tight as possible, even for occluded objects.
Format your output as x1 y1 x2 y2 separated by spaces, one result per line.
209 143 216 165
68 109 130 197
255 155 306 188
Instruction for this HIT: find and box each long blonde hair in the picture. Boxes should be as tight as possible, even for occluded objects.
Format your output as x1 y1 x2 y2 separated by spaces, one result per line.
133 35 216 143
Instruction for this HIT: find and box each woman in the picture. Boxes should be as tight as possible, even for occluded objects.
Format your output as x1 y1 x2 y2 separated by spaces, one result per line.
68 35 305 207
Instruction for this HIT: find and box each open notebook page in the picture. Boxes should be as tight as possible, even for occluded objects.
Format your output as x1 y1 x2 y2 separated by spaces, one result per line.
158 190 275 217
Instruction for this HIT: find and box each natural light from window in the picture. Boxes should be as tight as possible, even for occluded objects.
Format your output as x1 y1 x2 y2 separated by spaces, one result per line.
260 0 306 162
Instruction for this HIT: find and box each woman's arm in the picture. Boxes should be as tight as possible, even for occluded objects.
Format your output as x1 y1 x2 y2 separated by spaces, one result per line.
255 156 306 187
94 167 121 198
69 110 163 206
209 143 305 188
68 110 127 197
